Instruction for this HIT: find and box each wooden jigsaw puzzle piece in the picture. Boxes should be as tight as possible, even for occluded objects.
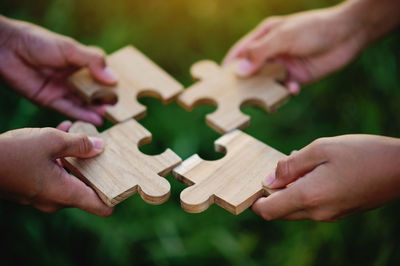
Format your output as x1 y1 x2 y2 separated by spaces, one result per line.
62 119 182 207
178 60 291 134
173 130 286 215
69 45 183 123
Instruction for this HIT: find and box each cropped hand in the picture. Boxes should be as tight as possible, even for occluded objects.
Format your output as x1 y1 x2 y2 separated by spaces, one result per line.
223 4 366 94
0 16 117 126
252 135 400 221
0 121 113 216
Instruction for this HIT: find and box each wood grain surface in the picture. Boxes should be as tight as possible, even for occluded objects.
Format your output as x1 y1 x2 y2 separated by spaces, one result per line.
69 45 183 123
173 130 286 215
62 119 182 207
178 60 290 134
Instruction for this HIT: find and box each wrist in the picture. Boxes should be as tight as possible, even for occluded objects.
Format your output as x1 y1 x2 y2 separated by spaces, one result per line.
338 0 400 46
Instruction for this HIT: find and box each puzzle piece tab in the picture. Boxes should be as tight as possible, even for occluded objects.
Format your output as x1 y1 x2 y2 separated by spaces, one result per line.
173 130 286 215
69 46 183 123
178 61 290 134
62 119 182 207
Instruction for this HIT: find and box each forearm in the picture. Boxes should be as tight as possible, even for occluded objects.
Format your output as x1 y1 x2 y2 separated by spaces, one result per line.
338 0 400 46
0 15 16 48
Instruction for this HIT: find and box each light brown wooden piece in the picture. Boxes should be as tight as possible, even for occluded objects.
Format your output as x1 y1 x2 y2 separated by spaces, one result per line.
62 119 182 207
178 61 290 134
173 130 286 215
69 45 183 123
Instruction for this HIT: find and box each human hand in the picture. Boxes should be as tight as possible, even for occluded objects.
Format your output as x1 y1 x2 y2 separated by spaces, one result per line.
0 121 113 216
0 16 117 126
252 135 400 222
223 4 367 94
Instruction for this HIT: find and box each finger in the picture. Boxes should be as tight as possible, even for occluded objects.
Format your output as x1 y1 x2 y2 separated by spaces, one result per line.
61 41 117 85
237 32 288 77
56 120 72 132
49 130 104 159
223 27 269 66
274 55 314 85
223 18 281 65
285 80 301 95
87 104 111 118
58 171 114 217
279 210 310 221
49 98 103 126
264 141 328 189
32 202 62 214
252 185 304 220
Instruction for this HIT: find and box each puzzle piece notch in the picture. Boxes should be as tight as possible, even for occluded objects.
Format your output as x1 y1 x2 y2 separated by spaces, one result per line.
62 119 182 207
69 45 183 123
173 130 286 215
178 60 291 134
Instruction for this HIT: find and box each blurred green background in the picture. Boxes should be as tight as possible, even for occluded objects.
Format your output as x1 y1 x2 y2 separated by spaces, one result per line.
1 0 400 265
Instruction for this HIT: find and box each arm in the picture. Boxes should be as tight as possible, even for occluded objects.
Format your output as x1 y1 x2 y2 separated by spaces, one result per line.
0 121 113 216
223 0 400 94
0 16 117 126
345 0 400 44
252 135 400 221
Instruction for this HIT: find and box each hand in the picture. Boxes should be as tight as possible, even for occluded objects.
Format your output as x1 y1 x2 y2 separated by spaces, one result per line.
223 3 367 94
0 121 113 216
0 16 117 126
252 135 400 222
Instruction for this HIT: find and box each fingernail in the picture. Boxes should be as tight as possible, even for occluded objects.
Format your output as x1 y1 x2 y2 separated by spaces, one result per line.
89 137 104 151
103 67 118 83
287 81 300 95
236 59 253 77
263 172 276 187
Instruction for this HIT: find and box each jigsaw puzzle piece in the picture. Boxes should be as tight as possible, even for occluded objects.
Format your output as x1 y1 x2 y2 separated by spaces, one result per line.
69 45 183 123
178 60 290 134
62 119 182 207
173 130 286 215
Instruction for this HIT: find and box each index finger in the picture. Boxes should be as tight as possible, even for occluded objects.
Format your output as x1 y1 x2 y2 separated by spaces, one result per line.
252 182 305 220
223 23 271 65
222 18 279 66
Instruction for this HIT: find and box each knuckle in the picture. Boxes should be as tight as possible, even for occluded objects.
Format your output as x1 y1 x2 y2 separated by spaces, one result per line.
87 46 106 64
261 16 282 28
60 37 78 53
309 137 332 157
247 45 261 61
276 158 292 180
76 134 92 154
311 137 329 148
88 46 106 56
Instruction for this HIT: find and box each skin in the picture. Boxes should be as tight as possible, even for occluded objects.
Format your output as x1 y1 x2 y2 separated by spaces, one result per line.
223 0 400 94
253 135 400 222
0 16 117 216
223 0 400 221
0 121 113 216
0 15 117 126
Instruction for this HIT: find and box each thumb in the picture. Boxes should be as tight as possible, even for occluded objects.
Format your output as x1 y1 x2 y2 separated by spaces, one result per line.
50 130 104 159
61 40 117 85
236 32 286 77
264 141 328 189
